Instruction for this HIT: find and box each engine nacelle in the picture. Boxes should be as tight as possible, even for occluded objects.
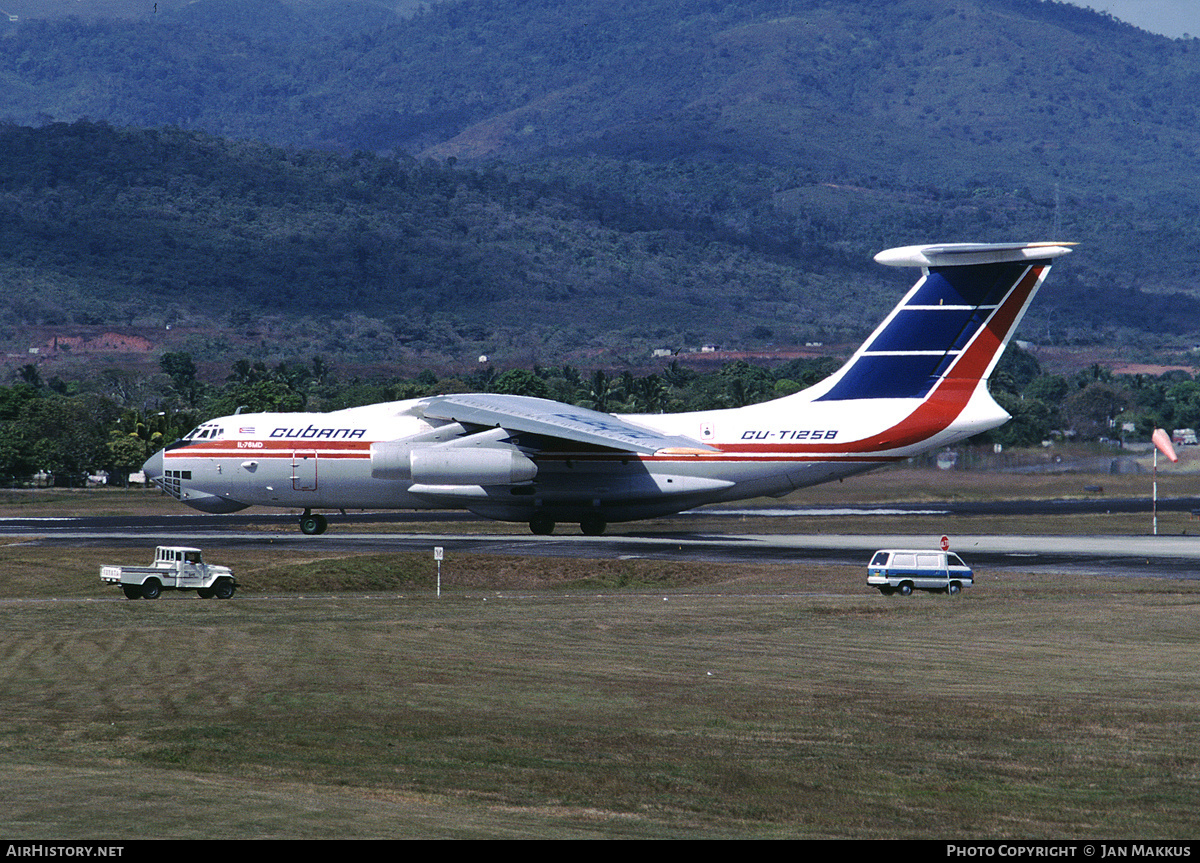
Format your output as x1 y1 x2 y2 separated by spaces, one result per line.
371 426 537 486
409 446 537 486
369 422 470 480
370 441 413 480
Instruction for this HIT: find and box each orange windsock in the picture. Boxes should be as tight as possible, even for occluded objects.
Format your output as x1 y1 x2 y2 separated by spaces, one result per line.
1152 428 1178 463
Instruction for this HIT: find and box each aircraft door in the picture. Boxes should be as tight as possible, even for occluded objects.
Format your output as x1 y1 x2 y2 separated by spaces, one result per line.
292 451 318 491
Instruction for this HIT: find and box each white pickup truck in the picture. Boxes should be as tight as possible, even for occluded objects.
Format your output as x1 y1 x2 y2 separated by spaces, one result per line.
101 546 237 600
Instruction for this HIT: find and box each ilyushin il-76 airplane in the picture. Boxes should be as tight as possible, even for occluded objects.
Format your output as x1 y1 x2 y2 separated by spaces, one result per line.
142 241 1072 536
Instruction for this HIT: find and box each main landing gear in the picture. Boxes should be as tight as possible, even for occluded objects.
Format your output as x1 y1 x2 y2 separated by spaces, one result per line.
299 509 328 535
528 514 607 536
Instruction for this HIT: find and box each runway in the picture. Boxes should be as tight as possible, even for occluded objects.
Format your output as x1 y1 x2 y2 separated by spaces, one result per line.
6 507 1200 578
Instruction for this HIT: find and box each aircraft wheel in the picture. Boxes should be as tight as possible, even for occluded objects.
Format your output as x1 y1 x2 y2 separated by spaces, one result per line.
141 579 162 600
299 513 328 535
580 515 607 536
529 515 555 535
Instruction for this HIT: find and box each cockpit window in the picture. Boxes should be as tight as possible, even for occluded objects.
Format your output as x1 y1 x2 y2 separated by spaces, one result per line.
184 425 224 440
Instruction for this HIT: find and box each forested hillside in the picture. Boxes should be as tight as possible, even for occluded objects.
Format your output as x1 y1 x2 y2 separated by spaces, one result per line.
3 0 1200 368
0 120 910 363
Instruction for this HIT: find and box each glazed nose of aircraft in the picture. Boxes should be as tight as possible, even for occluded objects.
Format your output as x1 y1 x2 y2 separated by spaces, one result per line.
142 449 163 483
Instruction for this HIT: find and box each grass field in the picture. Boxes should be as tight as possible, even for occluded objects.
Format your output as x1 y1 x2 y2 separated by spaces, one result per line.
4 549 1200 838
3 462 1200 838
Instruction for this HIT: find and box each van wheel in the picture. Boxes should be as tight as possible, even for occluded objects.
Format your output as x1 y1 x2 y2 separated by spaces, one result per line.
948 582 960 595
898 583 913 596
877 586 894 596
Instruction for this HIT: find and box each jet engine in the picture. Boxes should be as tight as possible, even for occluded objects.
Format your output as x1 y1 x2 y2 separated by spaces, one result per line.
409 446 537 486
370 426 537 486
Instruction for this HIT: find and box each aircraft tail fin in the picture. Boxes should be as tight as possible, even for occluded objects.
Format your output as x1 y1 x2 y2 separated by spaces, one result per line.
809 242 1073 405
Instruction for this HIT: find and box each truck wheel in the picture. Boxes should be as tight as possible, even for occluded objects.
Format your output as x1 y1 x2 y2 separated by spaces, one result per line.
197 588 214 599
122 585 142 600
213 579 236 600
141 579 162 600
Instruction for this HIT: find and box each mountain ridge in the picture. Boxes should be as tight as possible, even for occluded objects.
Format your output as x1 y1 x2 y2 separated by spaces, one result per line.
2 0 1199 371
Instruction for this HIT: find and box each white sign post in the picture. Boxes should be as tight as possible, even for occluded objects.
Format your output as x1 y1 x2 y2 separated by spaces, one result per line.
434 546 443 597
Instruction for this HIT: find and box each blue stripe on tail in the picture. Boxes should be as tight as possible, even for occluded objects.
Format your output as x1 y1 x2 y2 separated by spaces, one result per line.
817 261 1031 401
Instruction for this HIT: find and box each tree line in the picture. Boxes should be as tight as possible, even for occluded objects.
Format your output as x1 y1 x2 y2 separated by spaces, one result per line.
3 345 1196 487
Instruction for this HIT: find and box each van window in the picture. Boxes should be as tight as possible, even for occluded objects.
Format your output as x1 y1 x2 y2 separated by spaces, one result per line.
893 553 916 567
948 553 965 567
917 554 941 568
870 552 889 567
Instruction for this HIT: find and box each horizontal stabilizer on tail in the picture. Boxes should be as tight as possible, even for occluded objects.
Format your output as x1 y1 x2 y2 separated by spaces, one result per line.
874 242 1075 268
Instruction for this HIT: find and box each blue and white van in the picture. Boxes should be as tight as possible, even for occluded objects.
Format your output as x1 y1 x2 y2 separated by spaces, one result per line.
867 549 973 596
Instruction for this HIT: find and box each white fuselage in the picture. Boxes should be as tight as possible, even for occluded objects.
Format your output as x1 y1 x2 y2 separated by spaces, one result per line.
147 379 1007 523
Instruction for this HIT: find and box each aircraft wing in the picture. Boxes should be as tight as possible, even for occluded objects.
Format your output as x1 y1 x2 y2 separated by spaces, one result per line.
418 393 716 454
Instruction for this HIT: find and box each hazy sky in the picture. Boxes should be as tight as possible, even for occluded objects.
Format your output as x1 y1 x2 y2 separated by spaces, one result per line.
1077 1 1200 39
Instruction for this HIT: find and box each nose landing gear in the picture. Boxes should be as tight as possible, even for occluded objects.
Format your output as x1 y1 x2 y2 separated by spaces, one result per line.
299 510 328 535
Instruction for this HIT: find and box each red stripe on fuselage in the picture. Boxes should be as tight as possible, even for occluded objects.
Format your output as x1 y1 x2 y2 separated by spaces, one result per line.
163 440 372 460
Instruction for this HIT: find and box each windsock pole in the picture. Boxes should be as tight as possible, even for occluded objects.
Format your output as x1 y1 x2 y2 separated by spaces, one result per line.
1151 429 1179 536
